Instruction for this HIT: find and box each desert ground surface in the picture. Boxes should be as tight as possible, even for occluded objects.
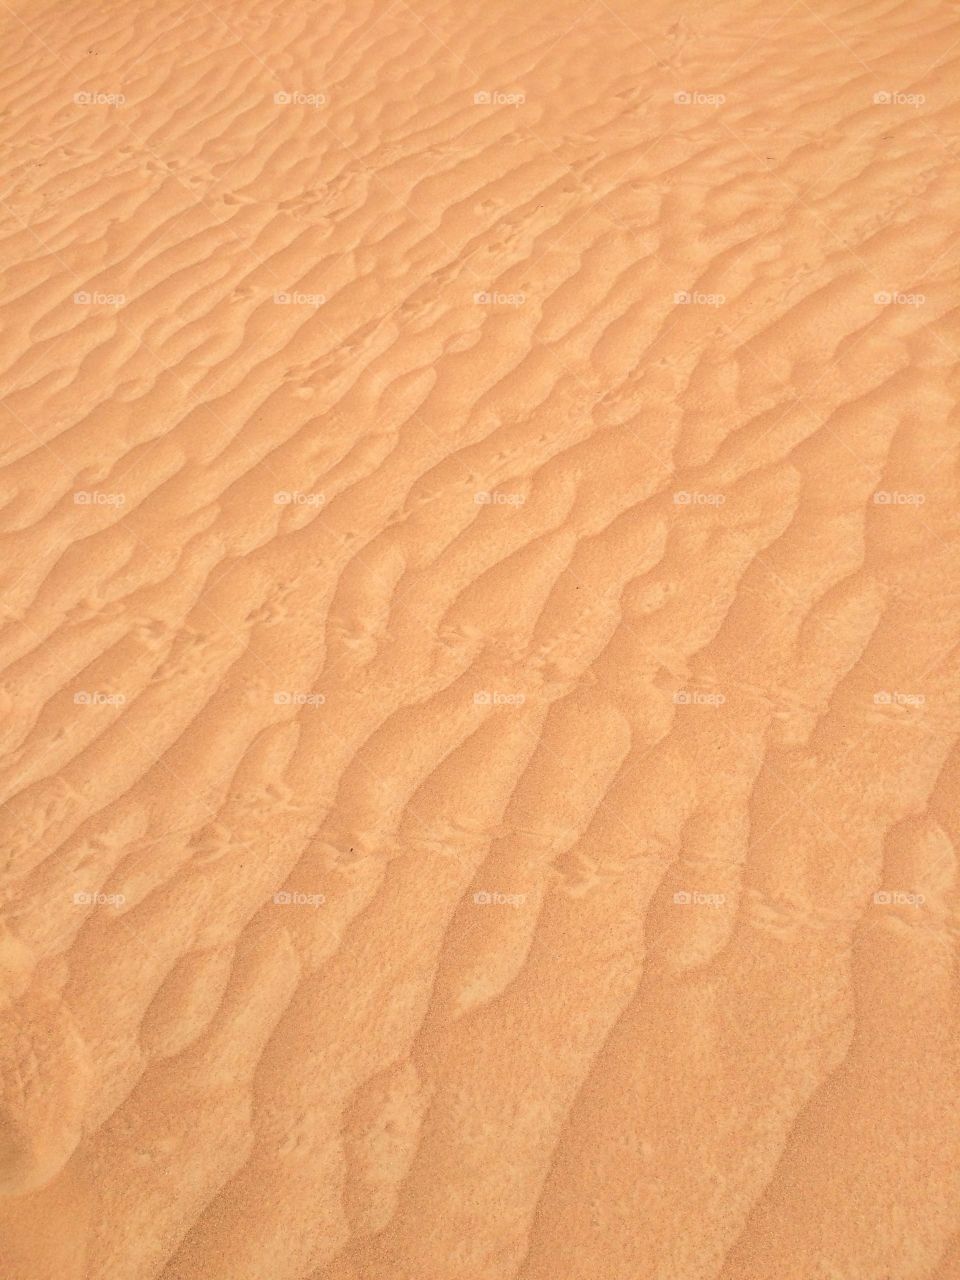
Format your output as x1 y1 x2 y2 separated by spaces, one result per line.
1 0 959 1276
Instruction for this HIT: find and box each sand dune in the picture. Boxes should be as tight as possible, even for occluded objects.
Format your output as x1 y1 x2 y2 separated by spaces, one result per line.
1 0 959 1276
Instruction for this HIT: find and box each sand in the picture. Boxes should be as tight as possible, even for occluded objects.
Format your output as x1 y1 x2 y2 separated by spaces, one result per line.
1 0 959 1276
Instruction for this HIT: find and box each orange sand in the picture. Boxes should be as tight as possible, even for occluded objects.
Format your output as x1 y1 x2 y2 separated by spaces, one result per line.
1 0 959 1277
